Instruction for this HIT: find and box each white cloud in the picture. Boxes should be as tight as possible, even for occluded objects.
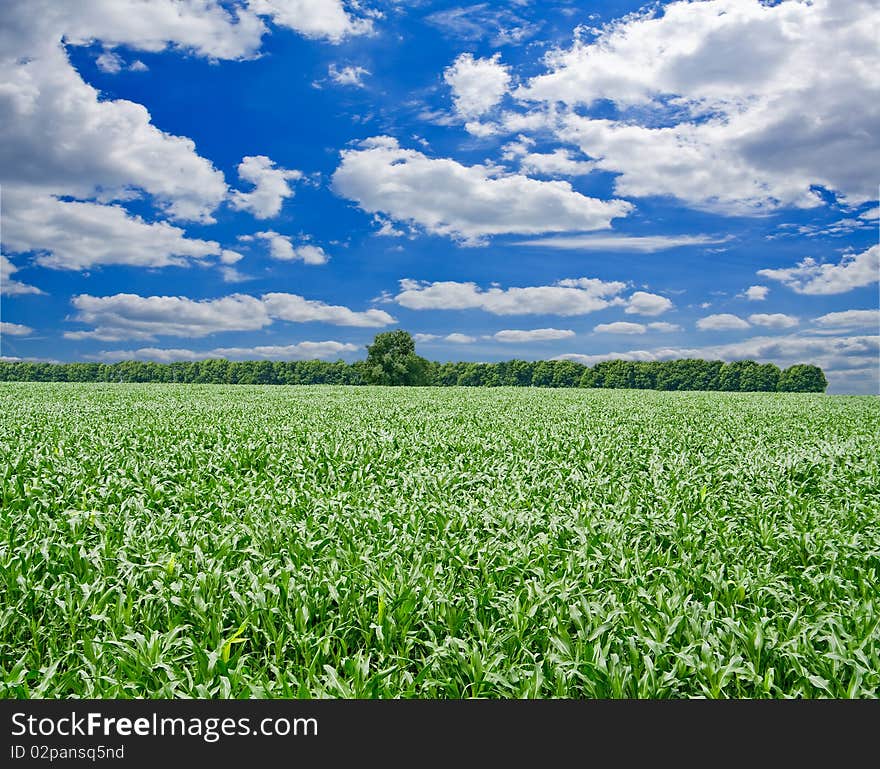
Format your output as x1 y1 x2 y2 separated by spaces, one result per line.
741 285 769 301
444 53 511 120
328 64 370 87
94 51 151 75
2 192 220 270
0 1 272 274
774 218 874 239
425 5 541 47
291 245 330 266
860 206 879 221
697 313 751 331
813 309 880 329
500 135 595 177
247 232 329 265
332 137 631 243
463 121 500 138
492 328 575 342
513 234 726 252
594 322 646 335
0 2 374 277
0 321 33 336
517 0 880 213
261 293 394 327
394 276 626 316
748 313 799 330
1 255 44 295
1 35 228 225
626 291 673 316
66 293 272 341
248 0 373 42
66 291 395 341
220 250 244 265
444 333 476 344
2 1 267 62
219 266 252 284
413 333 440 343
648 322 681 333
517 150 594 178
0 355 58 363
757 245 879 295
95 51 124 73
230 155 302 219
92 341 358 363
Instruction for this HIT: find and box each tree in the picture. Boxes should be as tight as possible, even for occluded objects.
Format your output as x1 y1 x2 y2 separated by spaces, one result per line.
778 364 827 393
364 330 431 385
531 360 555 387
552 360 585 387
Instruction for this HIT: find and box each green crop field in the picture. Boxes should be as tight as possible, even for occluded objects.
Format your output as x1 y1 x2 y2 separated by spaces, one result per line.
1 382 878 698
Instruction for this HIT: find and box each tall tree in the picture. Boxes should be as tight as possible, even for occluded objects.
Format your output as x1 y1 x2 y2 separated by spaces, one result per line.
364 331 431 386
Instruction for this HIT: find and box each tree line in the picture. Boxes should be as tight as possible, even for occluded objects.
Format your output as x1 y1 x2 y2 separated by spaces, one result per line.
0 330 828 392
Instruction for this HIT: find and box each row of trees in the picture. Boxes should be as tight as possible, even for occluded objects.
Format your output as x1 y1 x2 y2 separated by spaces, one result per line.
359 330 829 390
0 356 828 394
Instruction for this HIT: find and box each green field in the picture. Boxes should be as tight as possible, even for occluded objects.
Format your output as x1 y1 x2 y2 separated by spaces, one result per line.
1 383 878 698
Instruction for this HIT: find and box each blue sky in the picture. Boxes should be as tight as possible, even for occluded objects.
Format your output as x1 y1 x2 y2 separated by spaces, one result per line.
1 0 877 393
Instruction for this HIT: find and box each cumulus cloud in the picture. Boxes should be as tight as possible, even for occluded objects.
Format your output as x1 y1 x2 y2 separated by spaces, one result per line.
648 322 681 333
92 341 359 363
2 192 220 270
626 291 673 316
230 155 302 219
697 313 751 331
220 266 253 283
95 51 124 73
1 32 229 226
66 293 272 341
1 255 44 295
0 2 376 275
0 2 272 276
1 1 267 61
517 150 594 178
246 232 329 265
248 0 373 42
492 328 575 342
260 293 395 327
757 245 879 295
813 309 880 330
741 285 769 301
328 64 370 87
65 291 395 341
394 276 626 316
0 321 33 336
332 136 631 244
748 313 799 330
220 250 244 265
516 0 879 213
594 322 646 335
444 53 511 120
444 333 476 344
594 320 681 334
